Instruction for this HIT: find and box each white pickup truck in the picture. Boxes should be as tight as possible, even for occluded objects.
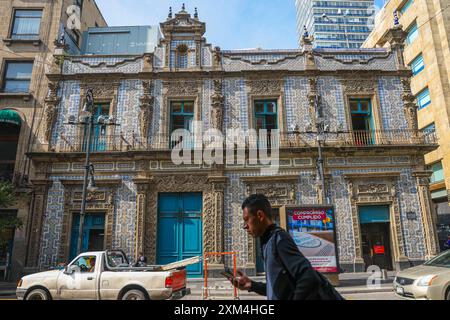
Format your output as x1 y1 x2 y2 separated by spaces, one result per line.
16 250 200 300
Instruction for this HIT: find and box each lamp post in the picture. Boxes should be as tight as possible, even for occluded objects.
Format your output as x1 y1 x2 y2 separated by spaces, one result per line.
77 88 96 256
314 95 329 205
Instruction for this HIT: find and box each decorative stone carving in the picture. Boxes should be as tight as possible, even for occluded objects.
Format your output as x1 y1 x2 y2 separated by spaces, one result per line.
247 79 283 96
342 78 375 95
357 184 389 194
213 46 222 65
211 79 224 131
401 78 418 131
139 81 154 140
43 82 60 145
308 77 318 127
165 80 199 96
80 79 119 100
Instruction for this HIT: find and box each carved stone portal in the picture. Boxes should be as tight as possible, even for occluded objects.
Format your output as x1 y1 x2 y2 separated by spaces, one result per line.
346 176 408 267
243 178 298 268
146 175 226 267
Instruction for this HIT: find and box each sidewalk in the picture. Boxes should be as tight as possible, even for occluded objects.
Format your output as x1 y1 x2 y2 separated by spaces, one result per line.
0 282 16 297
187 272 396 298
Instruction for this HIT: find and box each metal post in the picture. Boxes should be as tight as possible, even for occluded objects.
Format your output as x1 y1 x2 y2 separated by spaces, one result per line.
76 91 94 256
317 138 327 204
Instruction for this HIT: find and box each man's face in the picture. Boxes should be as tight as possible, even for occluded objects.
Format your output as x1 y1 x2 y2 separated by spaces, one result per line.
242 207 265 238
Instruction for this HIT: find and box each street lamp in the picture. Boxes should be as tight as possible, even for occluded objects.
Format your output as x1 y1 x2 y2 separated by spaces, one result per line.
77 88 95 256
64 89 118 255
322 9 350 49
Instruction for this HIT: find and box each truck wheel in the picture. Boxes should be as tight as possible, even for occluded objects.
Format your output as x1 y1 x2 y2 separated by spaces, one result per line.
121 289 148 300
26 288 50 300
446 288 450 300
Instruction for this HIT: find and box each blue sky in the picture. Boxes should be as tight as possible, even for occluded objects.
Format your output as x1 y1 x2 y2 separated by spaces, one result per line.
95 0 386 50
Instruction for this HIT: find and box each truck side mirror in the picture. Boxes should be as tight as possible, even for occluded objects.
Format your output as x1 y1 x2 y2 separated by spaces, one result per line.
64 265 78 275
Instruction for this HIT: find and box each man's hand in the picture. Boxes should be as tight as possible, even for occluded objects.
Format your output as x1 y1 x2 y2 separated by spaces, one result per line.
229 270 252 291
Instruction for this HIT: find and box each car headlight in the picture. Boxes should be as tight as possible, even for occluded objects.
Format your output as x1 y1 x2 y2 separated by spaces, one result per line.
17 279 23 288
416 275 438 287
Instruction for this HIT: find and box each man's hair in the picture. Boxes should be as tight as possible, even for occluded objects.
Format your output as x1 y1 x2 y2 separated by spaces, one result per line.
242 194 273 220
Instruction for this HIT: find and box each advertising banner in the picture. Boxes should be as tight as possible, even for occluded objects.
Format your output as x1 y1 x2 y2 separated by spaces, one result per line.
280 205 339 274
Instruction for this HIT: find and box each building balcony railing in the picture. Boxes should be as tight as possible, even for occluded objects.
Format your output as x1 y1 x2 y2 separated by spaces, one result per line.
53 129 437 154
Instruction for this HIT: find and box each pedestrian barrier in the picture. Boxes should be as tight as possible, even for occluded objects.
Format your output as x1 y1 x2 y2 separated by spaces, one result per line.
203 252 239 300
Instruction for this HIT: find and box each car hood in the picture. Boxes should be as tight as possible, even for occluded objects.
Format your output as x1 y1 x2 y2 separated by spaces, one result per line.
396 265 450 280
23 270 61 280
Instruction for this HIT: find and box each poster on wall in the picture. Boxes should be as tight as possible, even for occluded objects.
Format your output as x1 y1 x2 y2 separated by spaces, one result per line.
280 205 339 274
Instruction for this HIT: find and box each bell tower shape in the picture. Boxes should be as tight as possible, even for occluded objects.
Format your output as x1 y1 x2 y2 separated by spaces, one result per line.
160 5 206 71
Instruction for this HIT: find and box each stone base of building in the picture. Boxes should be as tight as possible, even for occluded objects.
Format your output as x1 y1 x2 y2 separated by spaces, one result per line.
394 259 425 271
340 263 366 273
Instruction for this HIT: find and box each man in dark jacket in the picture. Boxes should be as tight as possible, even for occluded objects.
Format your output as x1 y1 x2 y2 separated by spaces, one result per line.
229 194 343 300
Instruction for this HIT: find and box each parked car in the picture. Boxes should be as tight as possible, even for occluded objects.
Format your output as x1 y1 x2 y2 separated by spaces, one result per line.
393 250 450 300
16 250 199 300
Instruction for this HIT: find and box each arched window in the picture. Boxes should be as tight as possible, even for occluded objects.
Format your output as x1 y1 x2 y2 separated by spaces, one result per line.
176 44 189 68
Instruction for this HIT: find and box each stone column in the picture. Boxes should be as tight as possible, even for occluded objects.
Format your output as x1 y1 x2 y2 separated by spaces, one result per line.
25 180 51 269
414 172 440 259
204 176 227 276
134 179 150 259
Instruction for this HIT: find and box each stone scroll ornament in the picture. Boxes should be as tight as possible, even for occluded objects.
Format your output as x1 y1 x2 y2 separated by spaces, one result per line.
139 81 154 140
401 78 418 131
210 79 224 131
44 82 60 145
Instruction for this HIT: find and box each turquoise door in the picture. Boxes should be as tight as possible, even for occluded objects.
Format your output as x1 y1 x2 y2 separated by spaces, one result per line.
70 213 105 262
157 193 203 277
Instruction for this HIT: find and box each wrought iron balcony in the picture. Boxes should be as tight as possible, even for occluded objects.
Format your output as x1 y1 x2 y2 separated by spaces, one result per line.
54 129 437 153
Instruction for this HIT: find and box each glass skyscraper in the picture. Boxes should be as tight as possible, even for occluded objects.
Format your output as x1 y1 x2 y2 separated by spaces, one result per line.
296 0 376 49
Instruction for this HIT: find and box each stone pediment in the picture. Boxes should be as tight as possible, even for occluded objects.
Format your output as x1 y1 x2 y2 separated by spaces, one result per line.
160 9 205 37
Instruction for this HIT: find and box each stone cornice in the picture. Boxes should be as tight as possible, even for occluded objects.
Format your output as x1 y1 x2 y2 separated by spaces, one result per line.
60 179 122 186
343 172 401 179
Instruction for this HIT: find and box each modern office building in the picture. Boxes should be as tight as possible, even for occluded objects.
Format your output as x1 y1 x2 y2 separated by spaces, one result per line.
0 0 106 280
363 0 450 252
296 0 376 48
81 26 161 55
26 6 439 278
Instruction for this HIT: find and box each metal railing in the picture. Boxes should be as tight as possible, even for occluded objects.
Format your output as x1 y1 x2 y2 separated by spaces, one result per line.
55 130 437 153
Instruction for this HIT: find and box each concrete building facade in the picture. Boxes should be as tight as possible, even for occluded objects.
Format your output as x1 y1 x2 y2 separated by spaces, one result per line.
295 0 376 48
363 0 450 251
26 7 440 278
0 0 106 280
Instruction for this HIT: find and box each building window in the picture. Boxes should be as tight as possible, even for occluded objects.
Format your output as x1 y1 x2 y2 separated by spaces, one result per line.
170 101 194 148
406 22 419 45
421 122 436 135
176 44 189 68
254 100 278 131
349 98 374 145
399 0 414 14
428 161 445 184
416 87 431 110
11 9 43 40
254 100 278 148
410 53 424 76
2 61 33 93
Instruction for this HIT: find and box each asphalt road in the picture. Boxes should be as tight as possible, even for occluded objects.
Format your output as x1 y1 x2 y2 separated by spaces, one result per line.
0 291 403 301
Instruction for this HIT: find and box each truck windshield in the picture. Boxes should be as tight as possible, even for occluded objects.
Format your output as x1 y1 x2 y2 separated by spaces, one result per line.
424 250 450 268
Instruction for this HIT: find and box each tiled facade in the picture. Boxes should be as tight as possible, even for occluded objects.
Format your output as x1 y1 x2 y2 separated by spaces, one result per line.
27 8 440 276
